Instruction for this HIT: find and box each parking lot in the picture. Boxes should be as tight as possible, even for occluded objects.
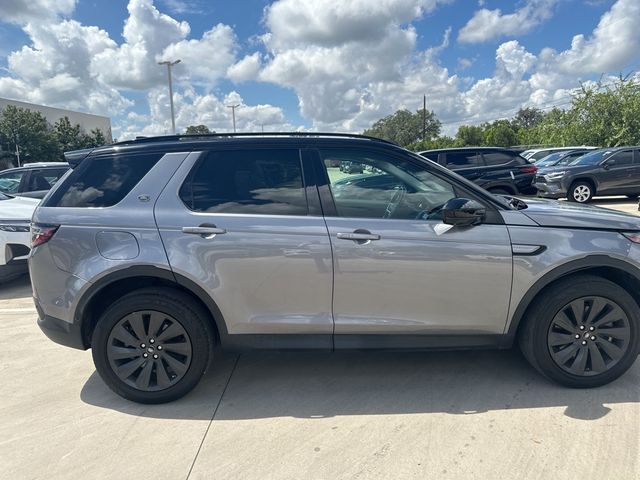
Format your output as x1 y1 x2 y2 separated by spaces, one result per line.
1 197 639 480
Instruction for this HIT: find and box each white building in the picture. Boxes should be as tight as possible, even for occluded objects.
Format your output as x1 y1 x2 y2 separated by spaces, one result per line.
0 97 112 142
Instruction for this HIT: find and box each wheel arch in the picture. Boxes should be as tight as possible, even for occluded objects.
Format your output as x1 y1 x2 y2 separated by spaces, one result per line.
504 255 640 347
77 266 227 349
569 176 598 193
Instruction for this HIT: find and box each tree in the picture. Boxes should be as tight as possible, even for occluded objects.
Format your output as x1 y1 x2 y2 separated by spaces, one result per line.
364 108 441 147
54 116 83 153
483 120 518 147
88 128 107 146
0 105 59 163
185 124 213 135
512 107 544 130
455 125 485 146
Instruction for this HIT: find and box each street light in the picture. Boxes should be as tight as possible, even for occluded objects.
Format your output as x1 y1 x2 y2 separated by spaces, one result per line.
158 59 181 134
226 104 240 133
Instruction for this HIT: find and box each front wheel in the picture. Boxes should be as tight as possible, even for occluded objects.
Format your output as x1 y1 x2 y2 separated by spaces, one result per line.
519 275 639 388
568 181 593 203
92 287 213 403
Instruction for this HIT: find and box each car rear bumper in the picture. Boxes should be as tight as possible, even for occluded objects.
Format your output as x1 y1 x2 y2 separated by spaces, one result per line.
36 301 86 350
535 182 566 199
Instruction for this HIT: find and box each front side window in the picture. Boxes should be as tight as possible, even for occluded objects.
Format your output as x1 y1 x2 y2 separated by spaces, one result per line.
0 171 24 194
180 149 307 215
321 149 456 220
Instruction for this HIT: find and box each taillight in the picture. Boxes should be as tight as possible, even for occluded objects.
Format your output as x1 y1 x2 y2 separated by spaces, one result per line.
31 223 59 248
520 165 538 174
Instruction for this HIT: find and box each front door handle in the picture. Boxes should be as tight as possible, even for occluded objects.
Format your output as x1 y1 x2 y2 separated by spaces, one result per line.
336 229 381 244
182 225 227 238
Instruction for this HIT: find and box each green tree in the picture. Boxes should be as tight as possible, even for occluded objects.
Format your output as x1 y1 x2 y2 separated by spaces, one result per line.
455 125 485 146
0 105 59 163
483 119 518 147
363 108 441 147
409 135 456 151
88 128 107 146
185 124 213 135
54 116 84 153
512 107 544 130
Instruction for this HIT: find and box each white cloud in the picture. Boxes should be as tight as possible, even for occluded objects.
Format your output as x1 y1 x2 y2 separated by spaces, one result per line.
458 0 559 43
0 0 76 24
228 53 262 83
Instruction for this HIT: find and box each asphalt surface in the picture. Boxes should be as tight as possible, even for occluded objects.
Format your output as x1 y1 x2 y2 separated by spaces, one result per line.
1 197 639 480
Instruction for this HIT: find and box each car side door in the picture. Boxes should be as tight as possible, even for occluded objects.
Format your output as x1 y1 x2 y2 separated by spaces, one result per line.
316 147 513 345
154 147 334 344
442 151 483 183
599 149 634 194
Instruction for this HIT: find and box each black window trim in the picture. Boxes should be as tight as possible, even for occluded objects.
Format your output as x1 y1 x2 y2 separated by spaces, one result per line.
178 146 312 217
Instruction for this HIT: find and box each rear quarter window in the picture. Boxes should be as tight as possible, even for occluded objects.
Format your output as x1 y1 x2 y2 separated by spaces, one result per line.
45 153 163 208
482 152 518 166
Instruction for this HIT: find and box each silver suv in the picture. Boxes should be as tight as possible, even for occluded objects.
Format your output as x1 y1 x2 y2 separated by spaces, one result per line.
30 133 640 403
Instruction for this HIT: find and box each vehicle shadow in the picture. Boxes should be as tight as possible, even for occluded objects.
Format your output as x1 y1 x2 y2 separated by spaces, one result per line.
80 349 639 421
0 274 32 299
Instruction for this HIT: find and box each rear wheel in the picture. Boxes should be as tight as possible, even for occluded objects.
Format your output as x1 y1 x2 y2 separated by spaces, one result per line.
568 181 593 203
92 287 213 403
519 275 640 388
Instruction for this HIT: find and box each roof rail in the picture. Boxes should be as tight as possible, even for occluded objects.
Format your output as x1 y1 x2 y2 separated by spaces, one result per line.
114 132 398 146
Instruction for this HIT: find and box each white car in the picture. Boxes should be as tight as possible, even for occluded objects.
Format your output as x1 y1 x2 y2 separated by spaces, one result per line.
0 193 40 282
521 146 598 162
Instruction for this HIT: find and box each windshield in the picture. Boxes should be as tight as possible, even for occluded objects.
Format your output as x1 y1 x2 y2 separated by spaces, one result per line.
536 152 564 166
569 149 612 166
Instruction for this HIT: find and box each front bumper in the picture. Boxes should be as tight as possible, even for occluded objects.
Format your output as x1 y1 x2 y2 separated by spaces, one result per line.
535 181 566 199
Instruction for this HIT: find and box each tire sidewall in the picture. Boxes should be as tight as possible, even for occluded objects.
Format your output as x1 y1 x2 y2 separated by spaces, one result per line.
530 279 640 387
92 291 211 403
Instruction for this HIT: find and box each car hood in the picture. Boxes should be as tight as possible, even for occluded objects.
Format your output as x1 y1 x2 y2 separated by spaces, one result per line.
0 195 40 221
536 164 592 175
518 197 640 231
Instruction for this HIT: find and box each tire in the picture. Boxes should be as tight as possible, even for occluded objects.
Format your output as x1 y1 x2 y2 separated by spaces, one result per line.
92 287 213 403
626 194 638 200
568 181 594 203
519 275 640 388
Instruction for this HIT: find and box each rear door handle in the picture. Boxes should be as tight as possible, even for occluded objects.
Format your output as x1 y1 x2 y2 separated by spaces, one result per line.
182 225 227 237
336 229 381 244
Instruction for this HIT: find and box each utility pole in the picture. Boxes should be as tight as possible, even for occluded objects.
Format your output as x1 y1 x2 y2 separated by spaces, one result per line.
226 104 240 133
158 59 181 134
422 95 426 142
14 134 21 167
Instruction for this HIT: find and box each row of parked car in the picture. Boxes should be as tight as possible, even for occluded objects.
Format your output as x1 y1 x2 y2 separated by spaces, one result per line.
419 145 640 204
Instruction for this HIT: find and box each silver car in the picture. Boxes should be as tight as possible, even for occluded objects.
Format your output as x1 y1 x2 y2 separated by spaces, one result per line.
30 134 640 403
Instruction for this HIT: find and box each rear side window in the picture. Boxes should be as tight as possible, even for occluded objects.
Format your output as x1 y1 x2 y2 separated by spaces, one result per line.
610 150 633 166
27 168 68 191
444 151 481 168
483 152 515 166
47 153 162 207
180 149 308 215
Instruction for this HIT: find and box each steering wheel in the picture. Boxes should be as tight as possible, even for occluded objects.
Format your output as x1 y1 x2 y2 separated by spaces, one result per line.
383 186 406 219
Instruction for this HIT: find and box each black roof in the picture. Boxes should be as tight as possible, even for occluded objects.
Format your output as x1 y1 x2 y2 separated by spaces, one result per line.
419 147 518 153
64 132 402 166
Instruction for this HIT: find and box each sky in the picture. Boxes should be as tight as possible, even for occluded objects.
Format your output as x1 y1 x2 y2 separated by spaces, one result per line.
0 0 638 140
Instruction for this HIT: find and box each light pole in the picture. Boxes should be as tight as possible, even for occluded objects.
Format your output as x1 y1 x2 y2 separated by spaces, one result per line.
226 104 240 133
158 59 181 134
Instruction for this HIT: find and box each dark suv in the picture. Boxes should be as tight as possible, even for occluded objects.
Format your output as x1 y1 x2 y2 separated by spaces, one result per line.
30 133 640 403
535 147 640 203
0 162 69 199
419 148 537 196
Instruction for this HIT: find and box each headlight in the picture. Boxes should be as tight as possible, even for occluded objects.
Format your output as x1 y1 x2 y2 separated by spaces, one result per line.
543 171 566 181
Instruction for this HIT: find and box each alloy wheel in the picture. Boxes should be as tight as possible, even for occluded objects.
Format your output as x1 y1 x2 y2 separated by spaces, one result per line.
547 296 631 376
106 310 193 391
573 185 591 202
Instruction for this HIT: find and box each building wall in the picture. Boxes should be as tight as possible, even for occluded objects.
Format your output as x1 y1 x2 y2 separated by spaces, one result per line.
0 97 112 142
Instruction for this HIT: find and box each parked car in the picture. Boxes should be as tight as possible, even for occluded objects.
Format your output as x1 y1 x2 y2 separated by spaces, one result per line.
419 147 537 195
0 162 69 199
535 147 640 203
0 192 40 282
522 146 597 162
534 149 591 168
31 133 640 403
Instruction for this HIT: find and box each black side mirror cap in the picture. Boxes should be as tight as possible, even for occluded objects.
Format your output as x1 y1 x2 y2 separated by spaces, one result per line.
442 198 486 227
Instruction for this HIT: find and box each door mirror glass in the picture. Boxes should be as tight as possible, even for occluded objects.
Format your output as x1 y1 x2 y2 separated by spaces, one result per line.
603 158 616 169
442 198 486 227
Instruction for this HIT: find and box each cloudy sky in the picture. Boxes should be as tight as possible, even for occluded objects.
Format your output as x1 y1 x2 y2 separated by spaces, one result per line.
0 0 638 140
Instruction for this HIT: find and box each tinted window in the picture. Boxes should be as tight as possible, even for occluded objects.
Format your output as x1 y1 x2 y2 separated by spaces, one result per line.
0 171 24 194
321 149 456 220
483 152 515 166
571 150 612 166
49 153 162 207
610 150 633 166
180 149 307 215
444 151 480 168
27 168 68 191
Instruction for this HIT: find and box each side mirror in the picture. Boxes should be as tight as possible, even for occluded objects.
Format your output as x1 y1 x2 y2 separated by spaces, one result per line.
442 198 486 227
603 158 615 169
